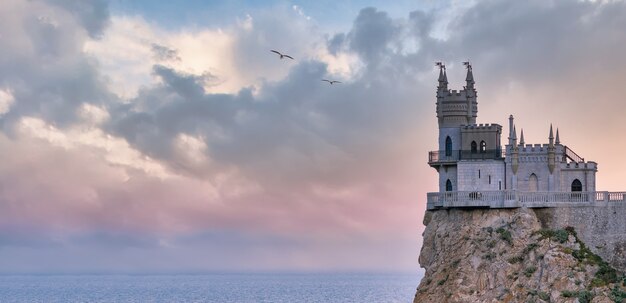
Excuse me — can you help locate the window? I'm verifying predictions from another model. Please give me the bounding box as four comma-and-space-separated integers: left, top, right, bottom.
529, 174, 538, 192
489, 175, 491, 184
446, 179, 452, 192
445, 136, 452, 157
480, 141, 487, 153
571, 179, 582, 192
471, 141, 477, 154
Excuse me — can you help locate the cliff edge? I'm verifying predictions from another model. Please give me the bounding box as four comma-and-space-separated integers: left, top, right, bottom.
414, 208, 626, 303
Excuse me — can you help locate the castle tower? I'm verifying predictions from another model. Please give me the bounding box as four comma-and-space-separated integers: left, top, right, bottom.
430, 62, 503, 193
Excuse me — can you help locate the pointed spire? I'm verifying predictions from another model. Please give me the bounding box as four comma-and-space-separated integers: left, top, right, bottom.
438, 66, 445, 82
549, 124, 554, 146
464, 61, 474, 84
520, 129, 525, 145
508, 115, 515, 145
512, 125, 517, 140
436, 62, 448, 90
555, 128, 560, 145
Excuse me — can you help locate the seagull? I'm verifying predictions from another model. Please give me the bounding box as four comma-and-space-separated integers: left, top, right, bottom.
322, 79, 341, 85
270, 50, 294, 60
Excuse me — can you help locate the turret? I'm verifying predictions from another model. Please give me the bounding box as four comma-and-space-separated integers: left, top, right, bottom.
508, 115, 514, 145
437, 62, 448, 92
435, 62, 478, 128
549, 124, 554, 147
555, 128, 560, 145
464, 61, 475, 90
548, 124, 556, 173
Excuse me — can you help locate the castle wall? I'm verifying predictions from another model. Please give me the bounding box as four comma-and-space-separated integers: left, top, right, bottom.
439, 166, 458, 192
438, 127, 461, 152
559, 162, 597, 192
457, 160, 505, 191
504, 144, 599, 192
460, 124, 502, 151
534, 204, 626, 272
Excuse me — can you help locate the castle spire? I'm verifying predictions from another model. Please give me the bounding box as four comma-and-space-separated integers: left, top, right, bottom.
555, 128, 560, 145
463, 61, 474, 88
508, 115, 515, 145
436, 62, 447, 90
519, 129, 525, 146
549, 124, 554, 147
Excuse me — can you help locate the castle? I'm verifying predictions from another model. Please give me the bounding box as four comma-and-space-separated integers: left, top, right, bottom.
427, 62, 621, 209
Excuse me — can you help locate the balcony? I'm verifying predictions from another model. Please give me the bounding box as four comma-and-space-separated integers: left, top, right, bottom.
428, 149, 503, 166
425, 191, 626, 210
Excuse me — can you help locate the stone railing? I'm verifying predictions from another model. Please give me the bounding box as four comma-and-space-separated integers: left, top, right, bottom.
428, 149, 503, 165
426, 190, 626, 210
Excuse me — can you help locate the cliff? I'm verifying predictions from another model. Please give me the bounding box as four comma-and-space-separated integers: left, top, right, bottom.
414, 208, 626, 303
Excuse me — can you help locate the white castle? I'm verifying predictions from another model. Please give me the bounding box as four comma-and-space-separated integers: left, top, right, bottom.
427, 62, 622, 209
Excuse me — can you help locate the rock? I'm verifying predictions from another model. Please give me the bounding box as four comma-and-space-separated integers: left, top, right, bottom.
413, 208, 625, 303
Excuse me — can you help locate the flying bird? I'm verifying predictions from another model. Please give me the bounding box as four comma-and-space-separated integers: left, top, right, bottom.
270, 50, 294, 60
322, 79, 341, 85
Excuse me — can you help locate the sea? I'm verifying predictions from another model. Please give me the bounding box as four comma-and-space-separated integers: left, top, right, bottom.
0, 272, 422, 302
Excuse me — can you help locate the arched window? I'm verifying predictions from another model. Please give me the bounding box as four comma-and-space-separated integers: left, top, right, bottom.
480, 141, 487, 153
529, 173, 538, 192
445, 136, 452, 157
471, 141, 477, 154
571, 179, 582, 192
446, 179, 453, 191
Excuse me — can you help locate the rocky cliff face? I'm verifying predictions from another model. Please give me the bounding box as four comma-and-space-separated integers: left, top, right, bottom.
414, 208, 626, 303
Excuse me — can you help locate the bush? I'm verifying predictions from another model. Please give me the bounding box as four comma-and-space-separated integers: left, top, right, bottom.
577, 290, 594, 303
595, 262, 619, 285
561, 290, 594, 303
610, 286, 626, 302
554, 229, 569, 243
536, 228, 570, 243
484, 252, 496, 261
496, 227, 513, 245
524, 266, 536, 277
538, 291, 550, 301
524, 242, 539, 254
437, 274, 449, 286
561, 290, 577, 298
508, 255, 524, 264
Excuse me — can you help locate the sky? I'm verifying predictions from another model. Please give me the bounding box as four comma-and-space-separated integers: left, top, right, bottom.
1, 0, 626, 274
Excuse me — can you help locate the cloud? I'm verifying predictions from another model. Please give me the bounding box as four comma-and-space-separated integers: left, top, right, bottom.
151, 43, 181, 62
2, 0, 626, 273
44, 0, 110, 38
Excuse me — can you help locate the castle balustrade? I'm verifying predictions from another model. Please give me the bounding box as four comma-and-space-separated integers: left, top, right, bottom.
428, 149, 503, 166
426, 190, 626, 210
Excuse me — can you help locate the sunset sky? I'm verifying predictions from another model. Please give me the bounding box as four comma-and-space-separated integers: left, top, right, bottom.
1, 0, 626, 274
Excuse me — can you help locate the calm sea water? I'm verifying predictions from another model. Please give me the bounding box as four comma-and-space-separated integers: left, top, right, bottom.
0, 273, 421, 302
